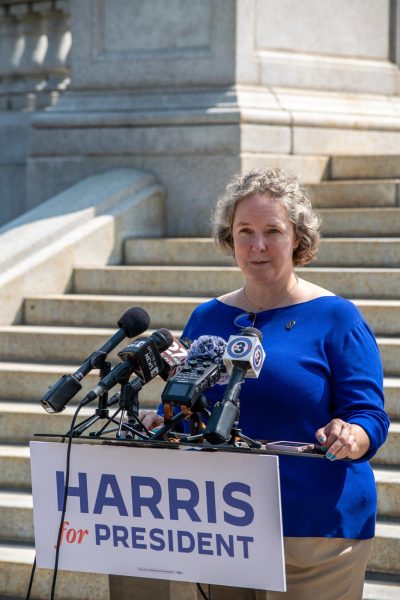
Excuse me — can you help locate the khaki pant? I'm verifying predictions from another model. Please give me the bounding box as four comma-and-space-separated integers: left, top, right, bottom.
109, 537, 373, 600
208, 537, 373, 600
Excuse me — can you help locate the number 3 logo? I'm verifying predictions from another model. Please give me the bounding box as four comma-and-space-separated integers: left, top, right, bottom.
233, 341, 246, 354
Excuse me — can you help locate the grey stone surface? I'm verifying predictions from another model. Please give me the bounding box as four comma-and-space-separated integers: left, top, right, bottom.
0, 168, 165, 324
27, 154, 241, 236
0, 543, 110, 599
294, 126, 400, 155
0, 165, 26, 224
305, 181, 400, 208
254, 1, 399, 94
70, 0, 235, 89
319, 208, 400, 237
256, 0, 389, 59
70, 264, 400, 300
331, 155, 400, 180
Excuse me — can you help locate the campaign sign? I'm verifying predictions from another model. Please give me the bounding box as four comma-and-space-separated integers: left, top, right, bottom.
30, 441, 285, 591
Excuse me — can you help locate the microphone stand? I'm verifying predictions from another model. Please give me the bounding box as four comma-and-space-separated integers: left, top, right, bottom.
66, 354, 113, 437
65, 357, 148, 440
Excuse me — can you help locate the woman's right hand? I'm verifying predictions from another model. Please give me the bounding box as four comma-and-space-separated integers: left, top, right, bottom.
139, 410, 164, 430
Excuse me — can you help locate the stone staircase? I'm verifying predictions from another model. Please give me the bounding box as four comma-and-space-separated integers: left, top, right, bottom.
0, 157, 400, 598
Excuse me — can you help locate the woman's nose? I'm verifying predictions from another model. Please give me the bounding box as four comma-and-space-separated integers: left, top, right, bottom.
252, 233, 267, 251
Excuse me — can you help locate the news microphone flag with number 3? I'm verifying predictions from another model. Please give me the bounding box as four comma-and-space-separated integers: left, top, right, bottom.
223, 334, 265, 378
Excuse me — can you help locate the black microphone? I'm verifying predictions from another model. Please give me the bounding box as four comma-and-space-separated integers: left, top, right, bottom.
40, 307, 151, 413
117, 328, 174, 382
204, 327, 265, 445
82, 328, 174, 405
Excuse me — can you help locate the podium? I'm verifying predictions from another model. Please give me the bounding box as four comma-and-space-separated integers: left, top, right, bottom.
29, 438, 286, 594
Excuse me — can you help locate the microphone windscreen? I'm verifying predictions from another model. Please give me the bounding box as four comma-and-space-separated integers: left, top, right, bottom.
183, 335, 230, 383
157, 328, 174, 350
187, 335, 227, 377
117, 307, 151, 338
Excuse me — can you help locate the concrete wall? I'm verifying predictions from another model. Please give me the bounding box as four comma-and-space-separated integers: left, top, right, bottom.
2, 0, 400, 232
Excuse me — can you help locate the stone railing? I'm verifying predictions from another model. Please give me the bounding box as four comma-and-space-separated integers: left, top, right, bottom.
0, 0, 71, 110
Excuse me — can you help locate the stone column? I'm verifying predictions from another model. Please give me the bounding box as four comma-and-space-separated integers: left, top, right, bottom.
27, 0, 400, 234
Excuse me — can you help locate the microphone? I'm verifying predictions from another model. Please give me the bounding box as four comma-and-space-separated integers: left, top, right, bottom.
222, 326, 265, 378
161, 335, 228, 409
204, 327, 265, 445
117, 328, 174, 382
82, 328, 174, 405
40, 307, 151, 413
159, 337, 191, 380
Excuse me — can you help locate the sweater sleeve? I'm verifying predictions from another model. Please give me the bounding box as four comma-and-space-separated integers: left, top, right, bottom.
327, 319, 390, 462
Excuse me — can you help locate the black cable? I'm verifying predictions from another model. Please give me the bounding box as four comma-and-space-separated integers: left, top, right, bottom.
197, 583, 210, 600
50, 398, 89, 599
25, 555, 36, 599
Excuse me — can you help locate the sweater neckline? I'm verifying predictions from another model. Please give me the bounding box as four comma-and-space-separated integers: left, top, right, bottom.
215, 294, 337, 315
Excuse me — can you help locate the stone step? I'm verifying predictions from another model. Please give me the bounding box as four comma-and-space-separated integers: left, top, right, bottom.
0, 360, 164, 405
2, 441, 398, 517
0, 395, 398, 463
242, 153, 330, 184
22, 294, 400, 335
124, 237, 400, 268
0, 537, 397, 600
0, 488, 398, 575
318, 208, 400, 237
0, 541, 109, 599
124, 237, 235, 267
371, 422, 400, 467
0, 325, 181, 363
369, 520, 400, 576
374, 467, 400, 518
0, 399, 143, 444
315, 239, 400, 268
384, 378, 400, 420
0, 444, 30, 490
23, 294, 202, 331
305, 180, 400, 208
0, 325, 399, 379
355, 301, 400, 336
0, 489, 32, 543
0, 359, 398, 417
72, 266, 400, 300
378, 340, 400, 378
363, 578, 400, 600
331, 155, 400, 180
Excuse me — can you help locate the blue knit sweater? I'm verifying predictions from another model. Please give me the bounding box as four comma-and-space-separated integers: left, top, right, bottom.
171, 295, 390, 539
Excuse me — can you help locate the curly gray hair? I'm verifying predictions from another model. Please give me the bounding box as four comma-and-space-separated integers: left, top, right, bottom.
212, 169, 321, 266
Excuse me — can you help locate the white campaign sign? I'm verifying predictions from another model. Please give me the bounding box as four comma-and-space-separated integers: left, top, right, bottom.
30, 441, 286, 591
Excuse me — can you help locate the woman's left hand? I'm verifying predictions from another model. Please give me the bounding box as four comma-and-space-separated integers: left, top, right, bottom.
315, 419, 370, 461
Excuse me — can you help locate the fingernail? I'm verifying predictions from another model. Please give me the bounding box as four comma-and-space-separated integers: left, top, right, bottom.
318, 436, 325, 443
320, 446, 327, 451
326, 452, 336, 461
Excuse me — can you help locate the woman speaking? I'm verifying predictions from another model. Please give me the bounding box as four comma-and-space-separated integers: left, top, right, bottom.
142, 169, 390, 599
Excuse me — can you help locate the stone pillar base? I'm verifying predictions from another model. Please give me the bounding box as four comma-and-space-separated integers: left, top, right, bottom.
109, 575, 199, 600
109, 576, 263, 600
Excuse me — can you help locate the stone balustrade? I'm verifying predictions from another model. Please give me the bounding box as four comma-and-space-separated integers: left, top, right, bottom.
0, 0, 71, 110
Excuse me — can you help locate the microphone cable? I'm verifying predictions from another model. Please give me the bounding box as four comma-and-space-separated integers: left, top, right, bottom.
24, 556, 36, 599
50, 395, 92, 599
197, 583, 211, 599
